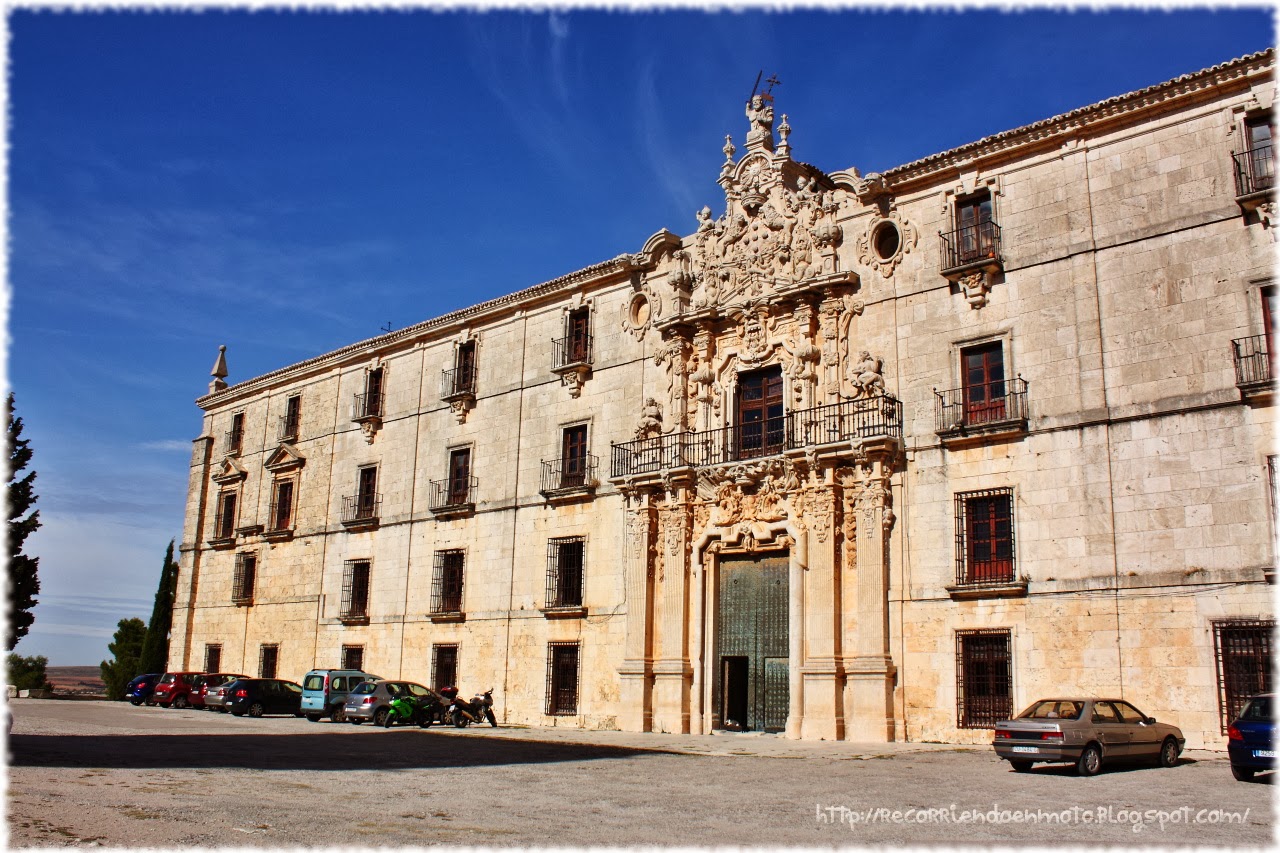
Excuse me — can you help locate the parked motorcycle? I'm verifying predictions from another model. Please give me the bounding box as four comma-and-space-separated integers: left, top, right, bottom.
443, 687, 497, 727
383, 690, 448, 728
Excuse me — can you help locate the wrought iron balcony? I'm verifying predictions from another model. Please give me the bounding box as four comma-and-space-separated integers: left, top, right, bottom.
340, 493, 381, 527
540, 455, 599, 499
223, 428, 243, 455
277, 414, 299, 443
441, 365, 476, 401
1233, 143, 1275, 201
552, 333, 593, 370
934, 378, 1029, 438
610, 395, 903, 479
939, 220, 1002, 277
1232, 334, 1273, 395
352, 392, 382, 422
429, 476, 477, 514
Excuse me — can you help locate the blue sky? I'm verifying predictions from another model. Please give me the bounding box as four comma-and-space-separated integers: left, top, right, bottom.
9, 8, 1274, 665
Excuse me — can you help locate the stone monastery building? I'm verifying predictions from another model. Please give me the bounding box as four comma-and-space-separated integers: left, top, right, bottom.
175, 51, 1275, 749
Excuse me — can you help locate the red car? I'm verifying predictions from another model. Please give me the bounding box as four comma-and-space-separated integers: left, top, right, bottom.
151, 672, 206, 709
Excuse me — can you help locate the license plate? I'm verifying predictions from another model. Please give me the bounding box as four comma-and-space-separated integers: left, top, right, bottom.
1011, 746, 1039, 754
1254, 750, 1276, 758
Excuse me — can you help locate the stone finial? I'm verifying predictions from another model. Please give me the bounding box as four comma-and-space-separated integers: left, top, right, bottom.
723, 134, 736, 163
209, 345, 228, 393
777, 113, 791, 157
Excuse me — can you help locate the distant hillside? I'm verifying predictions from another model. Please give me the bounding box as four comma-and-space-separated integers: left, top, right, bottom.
46, 666, 107, 696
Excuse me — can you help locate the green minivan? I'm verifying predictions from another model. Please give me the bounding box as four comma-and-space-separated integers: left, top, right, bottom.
300, 669, 380, 722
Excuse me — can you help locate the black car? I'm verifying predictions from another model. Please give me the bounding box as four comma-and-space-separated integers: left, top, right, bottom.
225, 678, 304, 717
1228, 693, 1275, 781
125, 673, 161, 706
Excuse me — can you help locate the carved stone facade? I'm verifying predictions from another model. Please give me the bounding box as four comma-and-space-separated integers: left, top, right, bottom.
174, 53, 1275, 749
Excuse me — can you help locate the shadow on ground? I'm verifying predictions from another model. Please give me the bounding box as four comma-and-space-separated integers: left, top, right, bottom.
9, 731, 684, 771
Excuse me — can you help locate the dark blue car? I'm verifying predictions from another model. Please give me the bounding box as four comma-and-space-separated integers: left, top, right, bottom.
1228, 693, 1274, 781
126, 673, 161, 706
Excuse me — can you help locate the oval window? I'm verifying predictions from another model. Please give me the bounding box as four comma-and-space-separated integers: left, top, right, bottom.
873, 222, 901, 260
630, 295, 651, 328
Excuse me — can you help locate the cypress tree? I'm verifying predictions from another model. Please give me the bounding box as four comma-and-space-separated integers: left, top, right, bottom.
138, 540, 178, 674
6, 393, 40, 650
100, 617, 146, 699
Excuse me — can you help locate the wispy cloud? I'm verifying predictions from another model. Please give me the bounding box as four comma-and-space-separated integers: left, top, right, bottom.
139, 439, 191, 452
635, 59, 700, 220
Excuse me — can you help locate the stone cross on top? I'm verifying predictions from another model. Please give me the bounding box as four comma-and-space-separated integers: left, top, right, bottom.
744, 73, 781, 153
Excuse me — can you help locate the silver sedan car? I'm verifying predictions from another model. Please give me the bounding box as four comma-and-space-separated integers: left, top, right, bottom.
993, 698, 1184, 776
342, 679, 433, 726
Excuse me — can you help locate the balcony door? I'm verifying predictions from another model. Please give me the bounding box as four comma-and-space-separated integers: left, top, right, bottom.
1247, 116, 1274, 190
962, 342, 1006, 425
562, 425, 588, 488
956, 193, 994, 264
447, 448, 471, 505
736, 367, 784, 459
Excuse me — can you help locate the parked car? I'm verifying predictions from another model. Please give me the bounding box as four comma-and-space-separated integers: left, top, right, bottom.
125, 673, 161, 706
197, 673, 250, 712
300, 669, 381, 722
993, 698, 1184, 776
1228, 693, 1275, 781
225, 679, 304, 717
342, 680, 434, 727
151, 672, 206, 709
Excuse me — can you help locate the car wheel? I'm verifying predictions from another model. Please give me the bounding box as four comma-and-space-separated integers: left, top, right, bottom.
1076, 743, 1102, 776
172, 695, 189, 710
1231, 764, 1255, 782
306, 714, 322, 722
1159, 737, 1180, 768
248, 702, 265, 718
372, 708, 390, 727
1010, 760, 1034, 773
331, 707, 347, 723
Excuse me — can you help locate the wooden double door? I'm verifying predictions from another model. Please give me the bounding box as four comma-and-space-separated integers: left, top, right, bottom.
716, 553, 789, 732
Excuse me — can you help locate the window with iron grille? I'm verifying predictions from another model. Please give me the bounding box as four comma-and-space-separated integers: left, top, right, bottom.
546, 642, 580, 716
455, 340, 476, 394
225, 412, 244, 455
279, 394, 301, 441
232, 553, 257, 605
956, 629, 1012, 728
431, 550, 465, 614
341, 560, 372, 620
204, 644, 222, 673
362, 367, 384, 418
567, 308, 591, 364
960, 342, 1008, 425
258, 644, 279, 679
432, 644, 459, 690
546, 537, 585, 608
955, 489, 1015, 585
1213, 619, 1275, 733
270, 479, 294, 531
341, 644, 364, 672
214, 491, 238, 539
561, 425, 589, 488
448, 448, 471, 505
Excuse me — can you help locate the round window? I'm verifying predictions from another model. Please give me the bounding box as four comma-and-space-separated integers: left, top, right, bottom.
629, 295, 651, 328
873, 221, 901, 260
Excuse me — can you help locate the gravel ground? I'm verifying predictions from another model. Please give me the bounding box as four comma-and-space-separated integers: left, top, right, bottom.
6, 698, 1273, 847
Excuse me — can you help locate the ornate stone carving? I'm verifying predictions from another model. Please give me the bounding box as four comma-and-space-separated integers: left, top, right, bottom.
634, 398, 663, 440
744, 93, 775, 152
1259, 201, 1276, 231
855, 209, 918, 278
735, 304, 776, 365
360, 419, 379, 444
851, 170, 890, 205
847, 351, 887, 399
560, 366, 589, 398
958, 269, 992, 309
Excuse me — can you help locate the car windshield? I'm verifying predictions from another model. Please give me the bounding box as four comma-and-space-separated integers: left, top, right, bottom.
1242, 696, 1274, 721
302, 675, 325, 691
351, 682, 376, 695
159, 674, 175, 684
1019, 700, 1084, 720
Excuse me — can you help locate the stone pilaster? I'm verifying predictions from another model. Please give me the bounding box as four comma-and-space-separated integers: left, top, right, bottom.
843, 441, 897, 742
617, 489, 657, 733
798, 474, 843, 741
651, 481, 693, 733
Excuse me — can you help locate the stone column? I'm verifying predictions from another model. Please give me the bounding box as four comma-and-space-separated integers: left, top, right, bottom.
843, 441, 897, 742
617, 488, 657, 733
799, 472, 844, 741
651, 480, 693, 733
818, 296, 844, 404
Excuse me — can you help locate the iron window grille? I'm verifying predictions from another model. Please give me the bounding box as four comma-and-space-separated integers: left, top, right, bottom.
353, 368, 384, 420
342, 466, 381, 524
432, 644, 459, 690
213, 492, 238, 540
442, 341, 477, 399
940, 220, 1003, 272
546, 537, 585, 608
1231, 334, 1272, 388
955, 489, 1016, 585
430, 550, 465, 615
341, 644, 365, 672
956, 629, 1013, 728
224, 413, 244, 455
204, 644, 223, 673
1213, 619, 1275, 733
1233, 141, 1275, 197
232, 553, 257, 605
269, 480, 294, 531
258, 644, 279, 679
278, 395, 301, 442
546, 642, 580, 716
553, 308, 593, 369
340, 559, 372, 621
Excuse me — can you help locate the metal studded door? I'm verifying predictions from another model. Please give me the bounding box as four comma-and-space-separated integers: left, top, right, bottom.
716, 553, 789, 732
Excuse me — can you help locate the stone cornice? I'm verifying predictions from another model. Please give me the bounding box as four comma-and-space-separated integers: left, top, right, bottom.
876, 49, 1274, 190
197, 253, 644, 409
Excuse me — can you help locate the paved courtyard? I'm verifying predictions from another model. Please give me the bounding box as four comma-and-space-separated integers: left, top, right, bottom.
7, 699, 1272, 846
